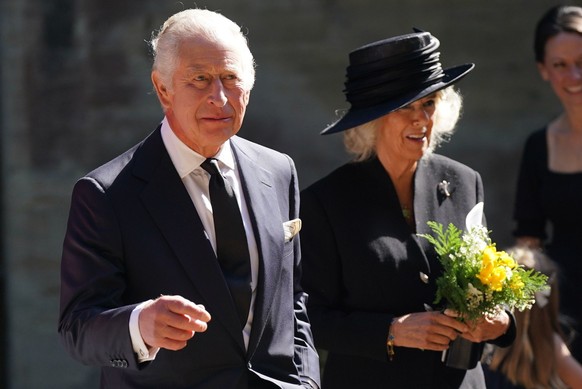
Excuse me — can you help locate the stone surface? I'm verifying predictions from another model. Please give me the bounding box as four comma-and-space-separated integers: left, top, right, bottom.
0, 0, 562, 387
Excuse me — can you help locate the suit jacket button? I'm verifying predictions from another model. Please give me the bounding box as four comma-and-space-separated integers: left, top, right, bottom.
110, 359, 128, 368
419, 272, 429, 284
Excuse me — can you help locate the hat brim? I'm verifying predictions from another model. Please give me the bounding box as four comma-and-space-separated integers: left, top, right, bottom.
321, 63, 475, 135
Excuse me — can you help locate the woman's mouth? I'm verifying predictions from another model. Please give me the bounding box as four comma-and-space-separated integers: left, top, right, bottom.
565, 85, 582, 94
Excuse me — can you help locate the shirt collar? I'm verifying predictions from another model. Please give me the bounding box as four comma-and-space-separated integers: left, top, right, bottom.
160, 117, 236, 178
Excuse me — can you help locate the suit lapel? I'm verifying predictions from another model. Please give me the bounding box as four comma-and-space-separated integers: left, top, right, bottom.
136, 130, 244, 349
231, 138, 283, 354
414, 156, 453, 273
414, 157, 455, 234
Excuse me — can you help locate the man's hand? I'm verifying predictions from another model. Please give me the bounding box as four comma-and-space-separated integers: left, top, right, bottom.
139, 295, 211, 351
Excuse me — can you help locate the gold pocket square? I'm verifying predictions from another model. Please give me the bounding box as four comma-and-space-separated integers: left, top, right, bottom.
283, 218, 302, 242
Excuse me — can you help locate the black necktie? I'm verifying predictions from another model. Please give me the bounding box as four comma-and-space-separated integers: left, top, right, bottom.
201, 158, 251, 328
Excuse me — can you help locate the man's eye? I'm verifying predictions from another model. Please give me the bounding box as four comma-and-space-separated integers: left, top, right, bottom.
222, 74, 241, 84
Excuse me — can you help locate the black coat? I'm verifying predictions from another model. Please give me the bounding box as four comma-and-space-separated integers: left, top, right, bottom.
300, 154, 490, 389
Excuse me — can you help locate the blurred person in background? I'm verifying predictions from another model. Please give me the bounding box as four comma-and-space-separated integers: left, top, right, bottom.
483, 246, 582, 389
513, 4, 582, 363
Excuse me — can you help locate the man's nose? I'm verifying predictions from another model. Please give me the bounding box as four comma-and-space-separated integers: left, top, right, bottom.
208, 79, 227, 106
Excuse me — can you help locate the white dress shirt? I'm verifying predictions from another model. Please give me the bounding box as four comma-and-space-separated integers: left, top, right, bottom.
129, 117, 259, 361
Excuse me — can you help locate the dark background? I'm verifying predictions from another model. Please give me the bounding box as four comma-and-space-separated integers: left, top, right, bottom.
0, 0, 567, 387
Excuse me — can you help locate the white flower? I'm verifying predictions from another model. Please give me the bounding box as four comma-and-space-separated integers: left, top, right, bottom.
466, 282, 483, 310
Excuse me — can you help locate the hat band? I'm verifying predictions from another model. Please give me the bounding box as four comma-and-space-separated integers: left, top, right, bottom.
345, 60, 445, 108
345, 52, 441, 92
348, 32, 439, 67
347, 43, 440, 78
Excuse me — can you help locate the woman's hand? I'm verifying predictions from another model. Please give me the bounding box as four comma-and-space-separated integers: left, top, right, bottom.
391, 311, 469, 351
454, 310, 510, 343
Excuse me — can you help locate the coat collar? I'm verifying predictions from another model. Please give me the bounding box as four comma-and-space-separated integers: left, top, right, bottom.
229, 138, 284, 354
134, 129, 284, 354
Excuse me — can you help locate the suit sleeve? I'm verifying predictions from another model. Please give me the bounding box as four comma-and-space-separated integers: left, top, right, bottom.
58, 177, 141, 369
286, 156, 321, 388
300, 186, 395, 364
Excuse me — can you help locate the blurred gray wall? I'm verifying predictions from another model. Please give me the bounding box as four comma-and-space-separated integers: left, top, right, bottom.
0, 0, 567, 387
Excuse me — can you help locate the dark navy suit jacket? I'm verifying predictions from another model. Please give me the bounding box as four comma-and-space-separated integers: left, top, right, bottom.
59, 127, 320, 388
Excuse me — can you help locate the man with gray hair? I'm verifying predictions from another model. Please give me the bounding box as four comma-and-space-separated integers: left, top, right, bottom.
59, 8, 320, 389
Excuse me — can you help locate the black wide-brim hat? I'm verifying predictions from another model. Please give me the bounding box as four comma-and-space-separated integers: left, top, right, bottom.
321, 30, 474, 135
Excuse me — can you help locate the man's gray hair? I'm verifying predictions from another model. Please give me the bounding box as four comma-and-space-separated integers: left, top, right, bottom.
149, 9, 256, 91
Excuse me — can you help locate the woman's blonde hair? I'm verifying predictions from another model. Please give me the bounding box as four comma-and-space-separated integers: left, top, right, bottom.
488, 246, 568, 389
343, 86, 463, 161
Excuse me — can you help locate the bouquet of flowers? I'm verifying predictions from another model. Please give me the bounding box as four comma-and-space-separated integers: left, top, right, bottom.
418, 203, 548, 323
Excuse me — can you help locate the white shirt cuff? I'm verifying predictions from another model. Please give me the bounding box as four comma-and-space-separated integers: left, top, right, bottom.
129, 300, 160, 362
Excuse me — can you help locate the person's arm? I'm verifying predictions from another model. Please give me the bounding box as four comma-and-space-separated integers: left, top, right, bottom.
287, 156, 321, 389
59, 177, 211, 368
300, 187, 396, 363
554, 333, 582, 389
58, 177, 143, 368
458, 309, 516, 347
513, 132, 547, 242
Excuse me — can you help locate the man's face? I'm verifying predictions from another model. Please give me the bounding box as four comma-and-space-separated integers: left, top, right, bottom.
152, 36, 251, 157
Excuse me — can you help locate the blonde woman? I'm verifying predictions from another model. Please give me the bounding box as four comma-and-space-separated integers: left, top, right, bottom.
484, 246, 582, 389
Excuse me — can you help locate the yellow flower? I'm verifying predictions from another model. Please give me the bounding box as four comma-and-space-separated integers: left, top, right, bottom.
489, 267, 507, 291
482, 246, 497, 265
510, 275, 525, 291
498, 251, 517, 269
477, 246, 507, 291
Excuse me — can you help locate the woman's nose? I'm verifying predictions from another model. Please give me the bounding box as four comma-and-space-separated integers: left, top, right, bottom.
570, 64, 582, 80
412, 108, 430, 126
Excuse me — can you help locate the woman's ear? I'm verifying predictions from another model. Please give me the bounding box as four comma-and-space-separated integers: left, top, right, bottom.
537, 62, 549, 81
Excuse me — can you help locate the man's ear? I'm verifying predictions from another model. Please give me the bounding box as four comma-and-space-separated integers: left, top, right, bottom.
151, 70, 172, 110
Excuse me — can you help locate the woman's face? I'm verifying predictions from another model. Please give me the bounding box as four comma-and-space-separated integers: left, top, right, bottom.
538, 32, 582, 108
376, 94, 437, 163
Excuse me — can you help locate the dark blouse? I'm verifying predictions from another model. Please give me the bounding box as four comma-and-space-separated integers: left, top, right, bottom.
513, 128, 582, 361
